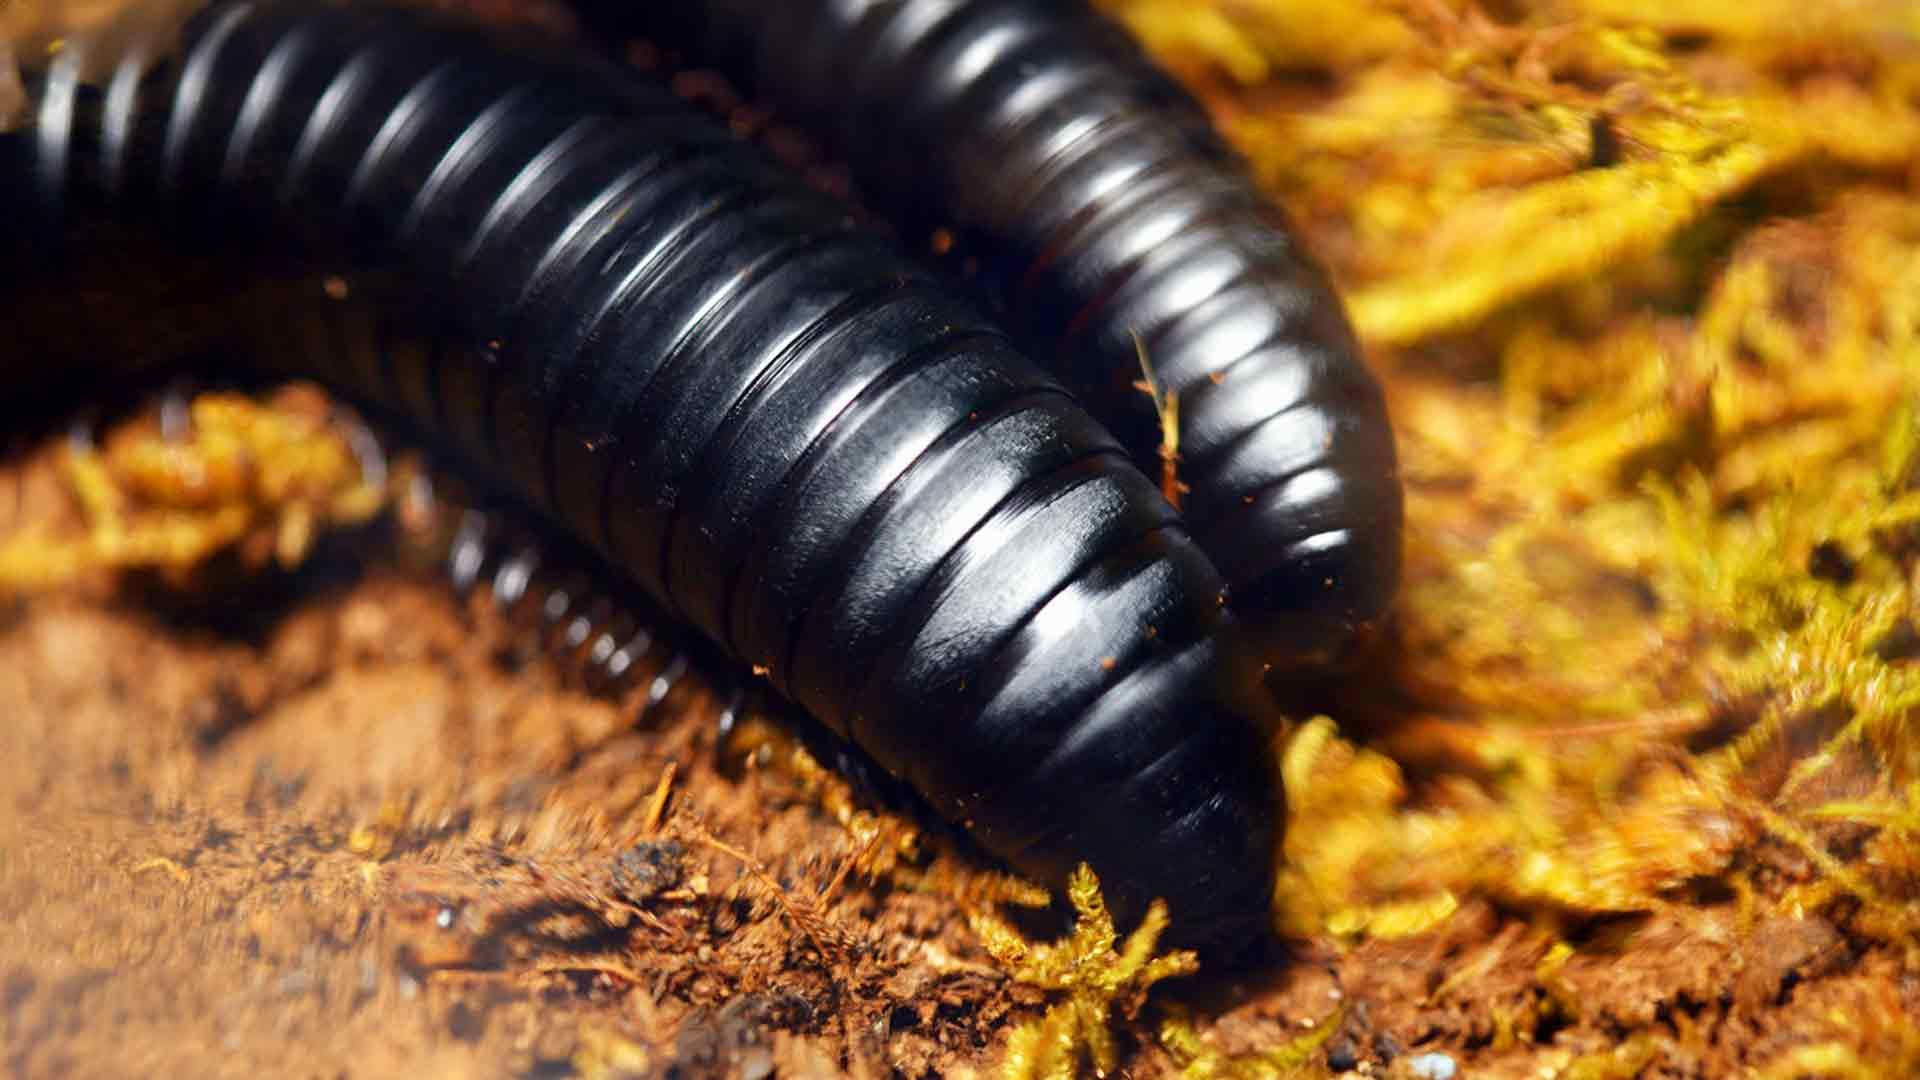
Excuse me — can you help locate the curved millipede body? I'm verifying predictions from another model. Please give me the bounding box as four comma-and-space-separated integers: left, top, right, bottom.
577, 0, 1405, 663
1, 1, 1280, 951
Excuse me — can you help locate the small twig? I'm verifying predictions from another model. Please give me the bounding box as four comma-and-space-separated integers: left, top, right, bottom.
641, 761, 677, 835
1131, 329, 1185, 510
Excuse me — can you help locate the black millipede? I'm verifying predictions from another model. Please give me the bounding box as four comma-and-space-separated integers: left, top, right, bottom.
0, 0, 1280, 953
575, 0, 1405, 666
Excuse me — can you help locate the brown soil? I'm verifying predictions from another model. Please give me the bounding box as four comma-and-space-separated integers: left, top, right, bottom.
1, 404, 1913, 1080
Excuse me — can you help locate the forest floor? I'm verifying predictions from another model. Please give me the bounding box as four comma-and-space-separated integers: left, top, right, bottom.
4, 1, 1920, 1077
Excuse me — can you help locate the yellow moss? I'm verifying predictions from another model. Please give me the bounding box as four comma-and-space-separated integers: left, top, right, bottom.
0, 386, 386, 594
1156, 1001, 1346, 1079
1350, 142, 1786, 343
1143, 0, 1920, 342
1099, 0, 1413, 80
981, 865, 1198, 1080
1244, 98, 1920, 957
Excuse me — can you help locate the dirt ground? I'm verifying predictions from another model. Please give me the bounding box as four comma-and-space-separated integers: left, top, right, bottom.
3, 405, 1915, 1078
0, 425, 1305, 1079
7, 1, 1920, 1078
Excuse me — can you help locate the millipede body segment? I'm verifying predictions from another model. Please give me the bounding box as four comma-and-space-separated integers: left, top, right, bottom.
578, 0, 1405, 664
1, 1, 1281, 952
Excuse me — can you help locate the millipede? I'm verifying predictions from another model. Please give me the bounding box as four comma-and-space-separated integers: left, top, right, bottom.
575, 0, 1404, 666
1, 0, 1293, 953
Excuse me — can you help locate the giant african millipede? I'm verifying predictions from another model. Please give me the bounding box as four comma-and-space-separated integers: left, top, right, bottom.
1, 0, 1402, 954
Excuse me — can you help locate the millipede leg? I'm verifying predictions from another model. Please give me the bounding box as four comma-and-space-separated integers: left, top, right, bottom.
447, 508, 492, 596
